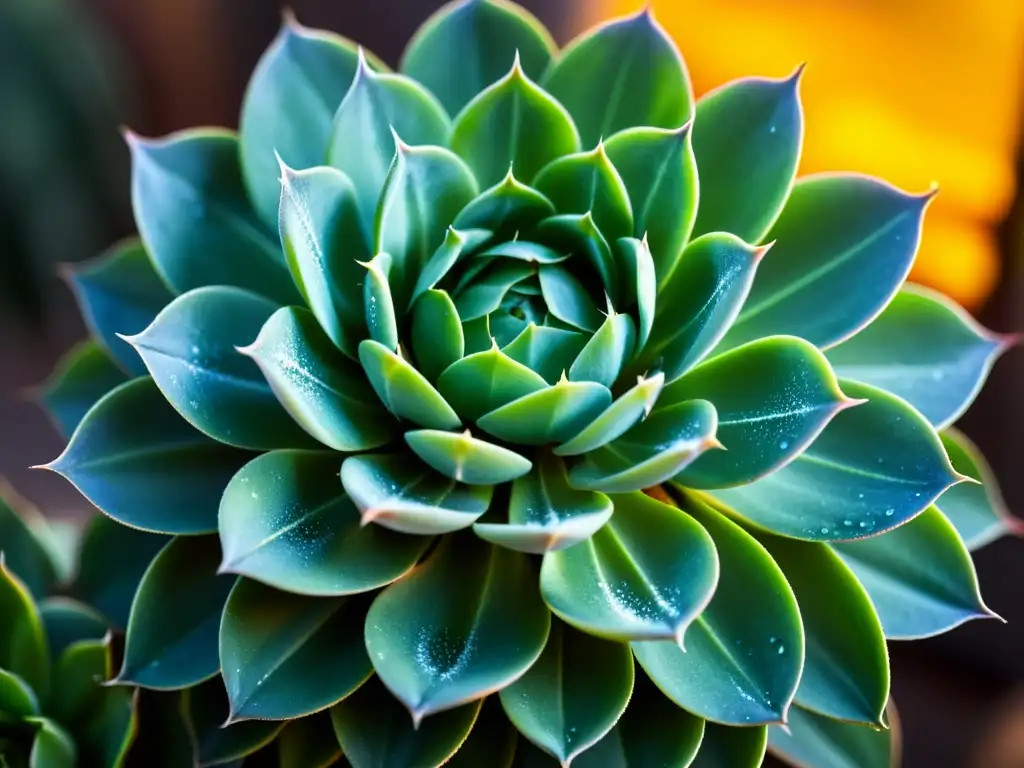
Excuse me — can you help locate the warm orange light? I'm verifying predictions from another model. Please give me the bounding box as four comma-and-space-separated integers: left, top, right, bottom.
585, 0, 1024, 308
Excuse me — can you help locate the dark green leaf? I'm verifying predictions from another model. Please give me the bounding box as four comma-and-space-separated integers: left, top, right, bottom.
454, 174, 555, 238
0, 557, 48, 695
365, 533, 550, 722
331, 675, 481, 768
411, 290, 464, 383
39, 598, 107, 661
534, 213, 617, 302
124, 286, 317, 450
537, 265, 604, 332
711, 380, 961, 541
183, 679, 285, 767
832, 506, 995, 639
554, 373, 664, 456
243, 307, 398, 451
0, 668, 38, 718
128, 129, 298, 305
668, 336, 850, 489
341, 453, 492, 535
540, 491, 717, 642
400, 0, 555, 116
27, 718, 76, 768
405, 429, 532, 484
542, 9, 692, 148
277, 712, 342, 768
614, 237, 656, 350
437, 343, 548, 422
48, 639, 110, 726
474, 452, 613, 554
117, 536, 232, 689
221, 579, 371, 721
604, 125, 697, 283
0, 483, 59, 599
691, 722, 767, 768
500, 621, 633, 765
634, 493, 802, 725
220, 450, 428, 596
936, 428, 1015, 550
477, 378, 612, 445
38, 341, 129, 438
446, 696, 517, 768
721, 175, 932, 350
569, 312, 636, 388
502, 324, 588, 385
65, 238, 175, 375
278, 163, 370, 359
358, 339, 462, 430
691, 70, 804, 243
45, 377, 250, 534
768, 703, 899, 768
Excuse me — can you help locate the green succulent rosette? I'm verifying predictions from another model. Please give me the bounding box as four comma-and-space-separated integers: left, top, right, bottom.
30, 1, 1018, 766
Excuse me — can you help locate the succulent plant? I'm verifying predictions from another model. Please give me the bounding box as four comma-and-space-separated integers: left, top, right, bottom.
27, 1, 1018, 766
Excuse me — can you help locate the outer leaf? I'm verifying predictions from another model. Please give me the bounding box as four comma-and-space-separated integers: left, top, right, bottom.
278, 163, 370, 359
405, 429, 533, 484
0, 557, 48, 694
117, 536, 232, 689
0, 668, 38, 717
358, 339, 462, 430
27, 718, 76, 768
832, 506, 994, 639
220, 450, 428, 596
540, 491, 718, 642
411, 290, 465, 383
711, 380, 962, 541
474, 452, 613, 554
542, 9, 692, 148
446, 696, 517, 768
502, 324, 588, 385
124, 286, 317, 450
364, 533, 550, 723
65, 238, 175, 375
691, 70, 804, 243
604, 125, 697, 283
568, 399, 719, 493
554, 372, 664, 457
400, 0, 555, 116
454, 173, 555, 238
242, 307, 398, 451
183, 679, 285, 767
936, 428, 1015, 549
45, 377, 250, 534
534, 144, 633, 244
221, 579, 371, 721
499, 621, 633, 766
0, 483, 59, 599
667, 336, 850, 489
437, 344, 548, 422
341, 453, 493, 535
721, 175, 931, 350
331, 675, 481, 768
634, 493, 803, 725
38, 341, 129, 438
826, 284, 1010, 428
277, 712, 342, 768
768, 703, 900, 768
691, 723, 767, 768
757, 535, 888, 725
631, 234, 765, 382
477, 379, 612, 445
127, 129, 298, 305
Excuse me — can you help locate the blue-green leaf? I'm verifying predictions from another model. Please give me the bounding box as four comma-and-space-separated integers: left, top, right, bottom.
412, 227, 494, 305
360, 252, 399, 350
502, 323, 589, 385
554, 373, 664, 457
0, 482, 60, 600
128, 129, 298, 305
541, 9, 692, 148
614, 236, 656, 351
437, 343, 548, 422
38, 341, 129, 438
39, 599, 107, 662
358, 339, 462, 430
569, 311, 636, 388
411, 289, 465, 383
454, 260, 534, 320
691, 723, 767, 768
477, 378, 612, 445
405, 429, 533, 485
768, 703, 899, 768
454, 174, 555, 238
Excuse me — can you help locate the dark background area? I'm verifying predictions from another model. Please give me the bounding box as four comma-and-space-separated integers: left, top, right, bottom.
1, 1, 1022, 766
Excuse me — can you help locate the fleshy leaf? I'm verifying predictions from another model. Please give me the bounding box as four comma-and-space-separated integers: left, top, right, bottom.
691, 70, 804, 243
757, 534, 888, 725
127, 129, 298, 305
124, 286, 317, 450
411, 290, 465, 383
219, 450, 429, 596
118, 536, 232, 689
277, 712, 342, 768
691, 722, 767, 768
537, 265, 605, 332
826, 284, 1010, 428
447, 696, 517, 768
412, 227, 494, 305
454, 174, 555, 238
604, 126, 697, 283
0, 668, 38, 718
405, 429, 533, 484
39, 599, 107, 661
832, 506, 995, 639
936, 428, 1016, 549
38, 341, 129, 438
711, 380, 961, 541
569, 311, 636, 388
182, 678, 285, 766
451, 54, 580, 188
477, 378, 612, 445
243, 306, 398, 451
540, 490, 717, 642
768, 703, 899, 768
502, 324, 589, 385
721, 174, 931, 351
437, 343, 549, 422
64, 237, 175, 375
0, 557, 48, 695
341, 453, 493, 535
668, 336, 850, 489
630, 234, 765, 383
358, 339, 462, 430
221, 578, 371, 721
0, 483, 59, 599
331, 675, 481, 768
499, 620, 633, 766
278, 162, 370, 358
568, 399, 719, 493
541, 9, 692, 148
365, 532, 550, 723
533, 144, 633, 244
27, 718, 76, 768
400, 0, 555, 117
474, 452, 613, 554
535, 214, 617, 301
614, 237, 656, 351
328, 52, 451, 240
454, 260, 535, 320
555, 373, 664, 457
45, 377, 250, 535
633, 493, 802, 725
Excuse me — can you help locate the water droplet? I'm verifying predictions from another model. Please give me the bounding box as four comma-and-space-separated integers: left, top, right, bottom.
820, 527, 829, 534
884, 508, 894, 517
777, 644, 785, 655
858, 521, 868, 529
769, 636, 778, 644
843, 519, 853, 527
769, 125, 777, 134
778, 440, 789, 450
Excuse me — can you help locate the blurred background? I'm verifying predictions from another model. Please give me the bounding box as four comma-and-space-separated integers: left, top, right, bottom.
1, 0, 1022, 765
